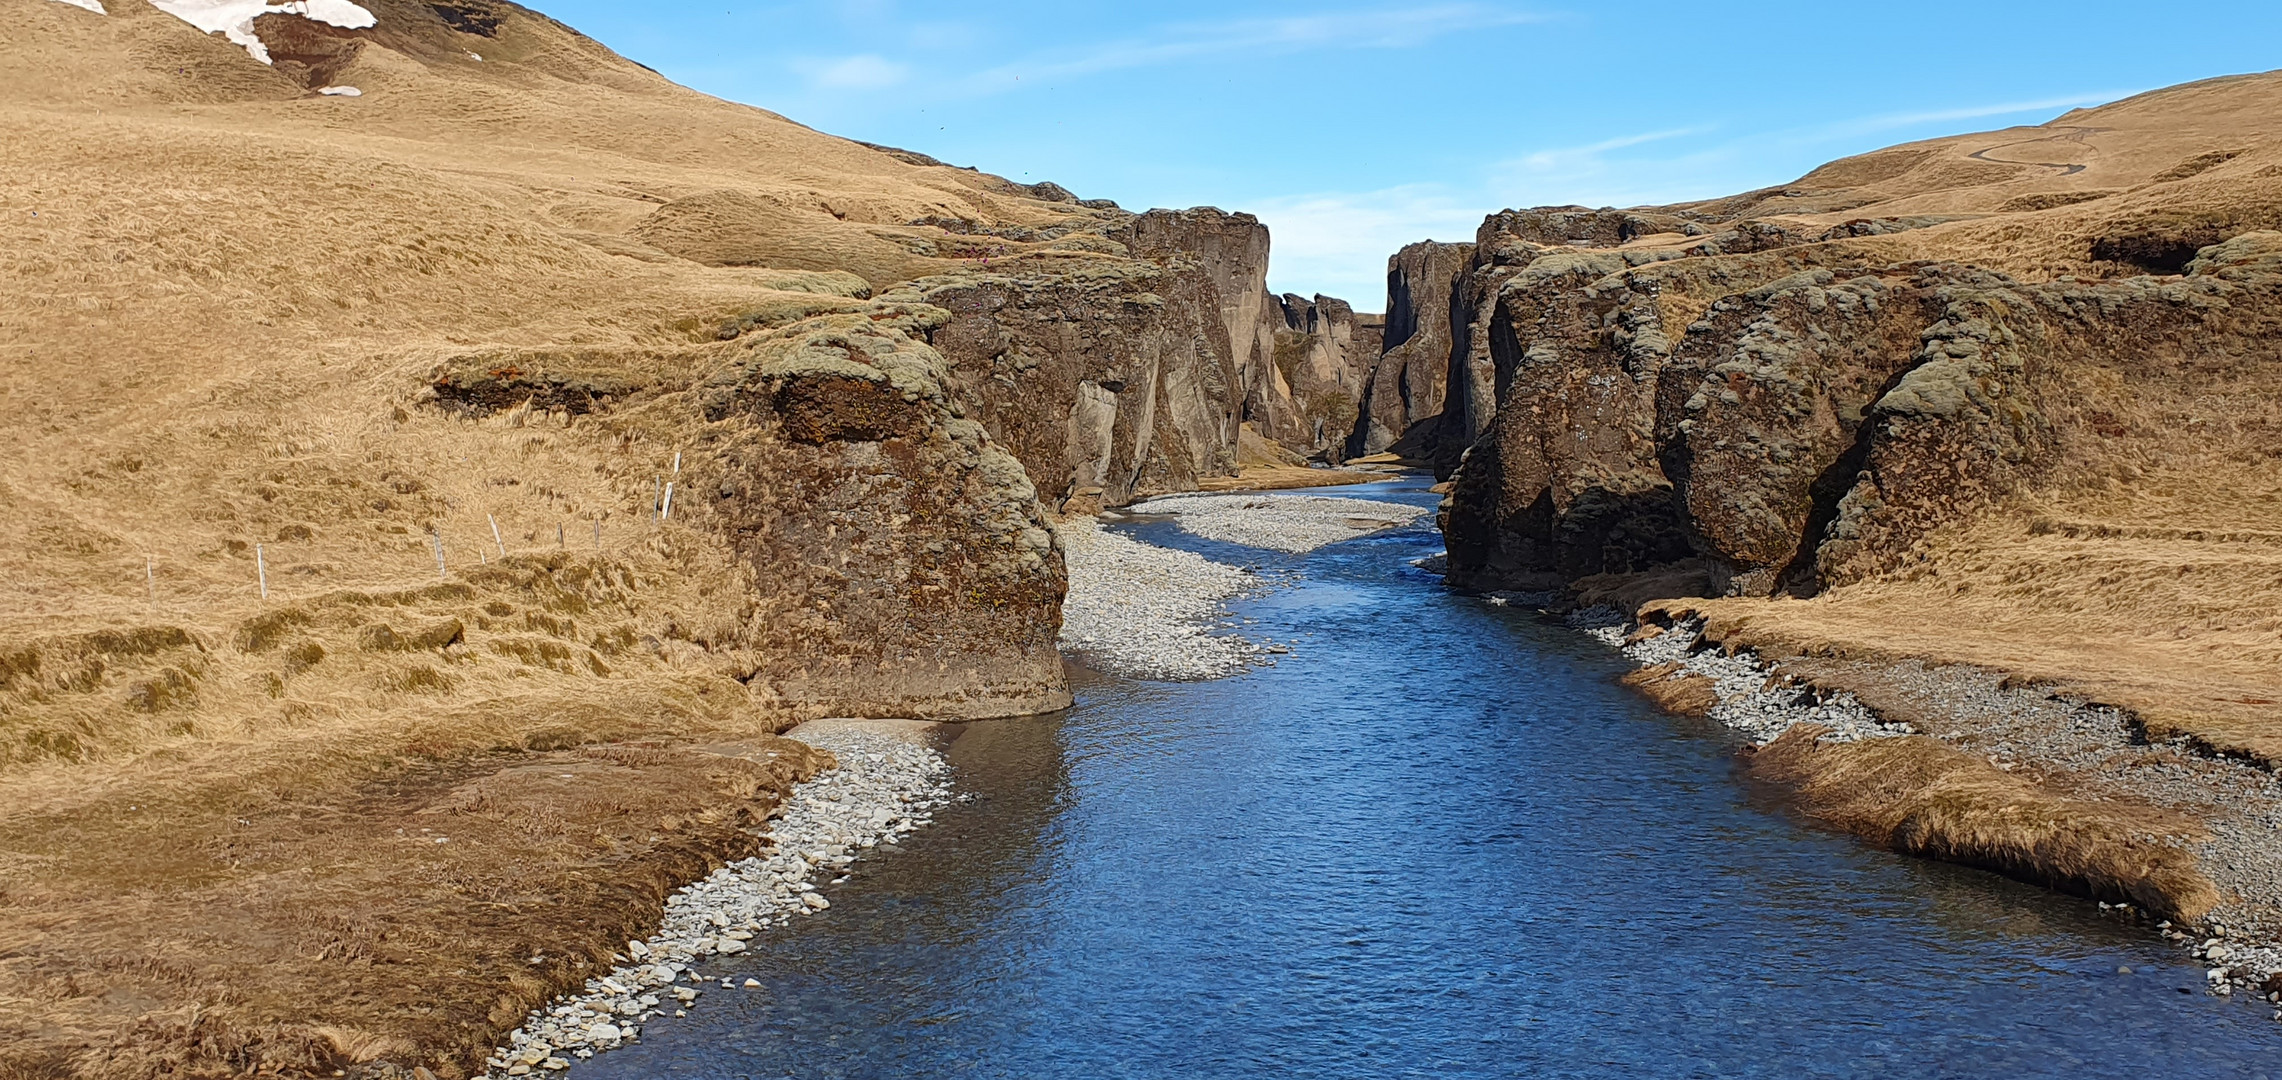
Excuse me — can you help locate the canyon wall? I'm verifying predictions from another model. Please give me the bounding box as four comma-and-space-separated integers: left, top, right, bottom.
1256, 293, 1384, 461
432, 301, 1072, 720
1351, 240, 1475, 462
905, 208, 1316, 512
1432, 214, 2282, 596
1406, 81, 2282, 599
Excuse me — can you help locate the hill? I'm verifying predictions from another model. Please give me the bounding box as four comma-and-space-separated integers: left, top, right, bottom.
0, 1, 1349, 1074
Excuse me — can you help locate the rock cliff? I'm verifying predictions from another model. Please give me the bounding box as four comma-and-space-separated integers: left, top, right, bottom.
1351, 240, 1474, 460
1414, 72, 2282, 759
434, 301, 1072, 720
1256, 293, 1383, 461
902, 208, 1283, 512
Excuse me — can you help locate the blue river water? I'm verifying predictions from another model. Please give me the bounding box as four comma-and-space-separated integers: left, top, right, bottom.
583, 477, 2282, 1078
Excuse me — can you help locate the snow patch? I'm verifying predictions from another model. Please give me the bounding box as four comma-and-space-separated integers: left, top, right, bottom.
50, 0, 108, 13
316, 85, 361, 96
145, 0, 377, 66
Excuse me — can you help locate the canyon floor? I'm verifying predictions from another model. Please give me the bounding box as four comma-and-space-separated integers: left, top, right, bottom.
5, 0, 2281, 1076
546, 484, 2282, 1078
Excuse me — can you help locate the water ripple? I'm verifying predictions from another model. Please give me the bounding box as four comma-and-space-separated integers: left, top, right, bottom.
582, 488, 2282, 1079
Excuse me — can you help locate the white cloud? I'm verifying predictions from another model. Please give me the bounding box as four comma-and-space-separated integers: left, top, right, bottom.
1508, 126, 1710, 172
1480, 126, 1750, 213
797, 53, 912, 91
1821, 90, 2148, 137
1250, 184, 1492, 304
962, 4, 1544, 92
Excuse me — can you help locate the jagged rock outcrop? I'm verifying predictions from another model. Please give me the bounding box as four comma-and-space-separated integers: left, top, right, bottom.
900, 206, 1396, 500
879, 207, 1304, 511
434, 303, 1071, 721
1255, 293, 1381, 461
903, 251, 1243, 511
1102, 208, 1386, 465
1350, 240, 1473, 459
1436, 216, 2282, 596
1419, 74, 2282, 599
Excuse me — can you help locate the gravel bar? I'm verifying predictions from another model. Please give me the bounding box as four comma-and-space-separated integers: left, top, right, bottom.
1056, 518, 1267, 681
1570, 607, 1914, 745
479, 723, 952, 1076
1127, 492, 1428, 553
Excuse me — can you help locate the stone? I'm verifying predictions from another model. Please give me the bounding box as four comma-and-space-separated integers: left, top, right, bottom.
1352, 240, 1474, 464
1431, 208, 2282, 598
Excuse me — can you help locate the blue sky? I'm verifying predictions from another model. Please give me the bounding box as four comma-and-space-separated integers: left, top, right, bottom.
539, 1, 2282, 304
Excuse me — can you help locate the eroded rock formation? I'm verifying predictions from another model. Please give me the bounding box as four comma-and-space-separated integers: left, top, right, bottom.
907, 209, 1266, 511
1255, 293, 1382, 461
1351, 240, 1473, 460
1431, 214, 2282, 597
434, 302, 1072, 720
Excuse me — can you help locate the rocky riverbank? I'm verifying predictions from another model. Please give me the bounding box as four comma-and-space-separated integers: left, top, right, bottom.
1056, 518, 1268, 681
479, 721, 953, 1077
1567, 599, 2282, 1010
1126, 491, 1427, 553
1057, 491, 1430, 681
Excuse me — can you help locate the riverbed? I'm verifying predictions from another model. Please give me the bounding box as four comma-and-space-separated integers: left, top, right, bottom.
578, 478, 2282, 1078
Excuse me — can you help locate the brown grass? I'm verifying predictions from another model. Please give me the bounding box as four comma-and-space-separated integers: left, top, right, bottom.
0, 2, 1103, 1074
1663, 451, 2282, 764
1618, 662, 1717, 716
1671, 69, 2282, 280
1745, 725, 2221, 922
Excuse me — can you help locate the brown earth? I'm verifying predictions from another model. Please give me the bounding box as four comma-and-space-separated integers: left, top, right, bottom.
0, 0, 1359, 1073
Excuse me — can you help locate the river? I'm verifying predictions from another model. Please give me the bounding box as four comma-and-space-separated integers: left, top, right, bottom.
583, 478, 2282, 1078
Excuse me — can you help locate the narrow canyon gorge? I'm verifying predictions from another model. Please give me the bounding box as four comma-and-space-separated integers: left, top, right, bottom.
3, 1, 2280, 1076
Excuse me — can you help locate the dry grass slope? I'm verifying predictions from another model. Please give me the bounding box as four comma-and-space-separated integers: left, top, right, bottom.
0, 0, 1109, 1074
